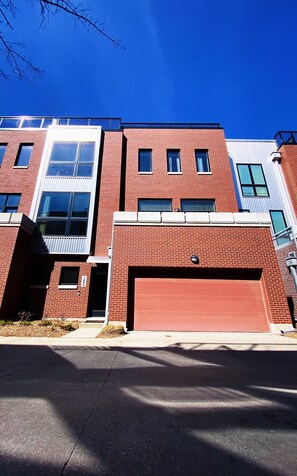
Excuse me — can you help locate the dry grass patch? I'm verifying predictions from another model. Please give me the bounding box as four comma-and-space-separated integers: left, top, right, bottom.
97, 324, 126, 339
283, 331, 297, 340
0, 320, 79, 337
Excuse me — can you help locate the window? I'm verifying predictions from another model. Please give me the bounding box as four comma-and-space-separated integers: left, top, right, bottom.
59, 267, 79, 287
138, 199, 172, 212
195, 150, 210, 173
0, 144, 7, 166
237, 164, 269, 197
138, 149, 152, 173
36, 192, 90, 236
0, 194, 21, 212
167, 150, 181, 173
270, 210, 289, 246
31, 266, 52, 286
47, 142, 95, 177
15, 144, 33, 166
181, 199, 215, 212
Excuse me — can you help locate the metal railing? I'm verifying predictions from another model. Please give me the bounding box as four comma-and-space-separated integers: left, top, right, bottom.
272, 226, 297, 248
0, 116, 122, 131
274, 131, 297, 149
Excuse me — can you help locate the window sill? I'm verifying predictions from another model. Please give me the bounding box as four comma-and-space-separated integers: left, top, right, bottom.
29, 285, 49, 289
58, 284, 78, 290
13, 166, 29, 169
138, 172, 153, 175
167, 172, 182, 175
197, 172, 212, 175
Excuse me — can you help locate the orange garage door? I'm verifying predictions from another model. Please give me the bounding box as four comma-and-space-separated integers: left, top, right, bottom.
134, 278, 270, 332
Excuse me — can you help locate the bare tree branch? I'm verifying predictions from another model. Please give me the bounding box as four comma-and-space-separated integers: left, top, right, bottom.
0, 0, 123, 80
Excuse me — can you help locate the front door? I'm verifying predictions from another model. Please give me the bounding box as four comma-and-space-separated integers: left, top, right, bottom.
88, 265, 108, 317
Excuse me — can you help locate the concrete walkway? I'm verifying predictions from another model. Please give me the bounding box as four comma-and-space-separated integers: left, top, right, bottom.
0, 330, 296, 350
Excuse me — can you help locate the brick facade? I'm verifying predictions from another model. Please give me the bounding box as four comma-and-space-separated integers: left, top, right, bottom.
108, 224, 291, 328
275, 242, 297, 324
279, 144, 297, 216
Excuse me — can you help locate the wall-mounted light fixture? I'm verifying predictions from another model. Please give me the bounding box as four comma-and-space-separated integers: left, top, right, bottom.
191, 255, 199, 264
174, 208, 181, 212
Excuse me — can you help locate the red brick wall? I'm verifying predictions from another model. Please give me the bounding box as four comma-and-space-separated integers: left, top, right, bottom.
95, 131, 123, 256
123, 128, 238, 212
26, 256, 93, 319
279, 144, 297, 217
275, 242, 297, 324
0, 226, 32, 320
108, 225, 291, 327
0, 130, 47, 215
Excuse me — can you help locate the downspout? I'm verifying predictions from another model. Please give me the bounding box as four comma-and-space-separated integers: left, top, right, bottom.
103, 214, 115, 326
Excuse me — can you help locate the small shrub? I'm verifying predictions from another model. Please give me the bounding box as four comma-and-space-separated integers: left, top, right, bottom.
60, 323, 75, 332
99, 324, 126, 338
18, 310, 35, 322
19, 321, 32, 326
39, 320, 53, 327
0, 320, 13, 326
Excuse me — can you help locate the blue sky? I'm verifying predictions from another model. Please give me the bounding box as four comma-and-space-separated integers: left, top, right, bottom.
1, 0, 296, 138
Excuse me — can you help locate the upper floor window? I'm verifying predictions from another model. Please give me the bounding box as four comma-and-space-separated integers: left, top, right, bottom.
138, 149, 152, 173
181, 199, 215, 212
0, 144, 7, 166
167, 150, 181, 173
237, 164, 269, 197
270, 210, 289, 246
195, 150, 210, 173
138, 199, 172, 212
47, 142, 95, 177
15, 144, 33, 167
36, 192, 90, 236
0, 194, 21, 212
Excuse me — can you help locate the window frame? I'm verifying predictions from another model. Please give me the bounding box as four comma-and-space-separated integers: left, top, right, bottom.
195, 150, 211, 173
0, 143, 7, 166
138, 198, 172, 212
269, 210, 289, 246
180, 199, 216, 212
138, 149, 152, 174
237, 164, 269, 197
167, 149, 181, 174
46, 142, 95, 177
58, 266, 80, 289
14, 143, 33, 167
36, 192, 90, 236
0, 193, 21, 212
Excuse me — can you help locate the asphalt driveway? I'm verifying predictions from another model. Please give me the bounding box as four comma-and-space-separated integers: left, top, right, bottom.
0, 336, 296, 475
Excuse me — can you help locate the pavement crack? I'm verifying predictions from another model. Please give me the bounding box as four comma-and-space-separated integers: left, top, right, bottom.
60, 345, 121, 475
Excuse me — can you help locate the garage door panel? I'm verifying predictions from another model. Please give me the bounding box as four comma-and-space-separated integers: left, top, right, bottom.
134, 277, 269, 332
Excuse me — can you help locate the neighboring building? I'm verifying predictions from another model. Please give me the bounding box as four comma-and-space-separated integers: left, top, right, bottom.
0, 117, 295, 332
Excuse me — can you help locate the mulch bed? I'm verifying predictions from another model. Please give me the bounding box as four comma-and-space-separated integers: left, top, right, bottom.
0, 320, 79, 338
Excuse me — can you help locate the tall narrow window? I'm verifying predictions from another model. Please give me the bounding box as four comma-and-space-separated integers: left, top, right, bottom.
47, 142, 94, 177
0, 144, 7, 166
237, 164, 269, 197
167, 150, 181, 173
15, 144, 33, 166
138, 199, 172, 212
270, 210, 289, 246
181, 199, 215, 212
36, 192, 90, 236
0, 194, 21, 212
138, 149, 152, 173
195, 150, 210, 173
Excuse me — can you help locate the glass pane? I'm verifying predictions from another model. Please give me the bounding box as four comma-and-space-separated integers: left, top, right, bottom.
0, 144, 7, 165
68, 118, 89, 126
238, 165, 252, 184
195, 151, 210, 172
38, 192, 70, 217
181, 199, 215, 212
6, 207, 18, 212
69, 220, 88, 236
139, 150, 152, 172
21, 119, 42, 128
72, 193, 90, 217
250, 165, 265, 185
242, 186, 255, 196
6, 194, 21, 207
47, 164, 75, 176
138, 199, 172, 212
59, 267, 79, 285
270, 211, 286, 234
50, 143, 77, 162
255, 186, 268, 197
37, 220, 67, 235
167, 150, 181, 172
79, 143, 95, 162
42, 118, 54, 128
16, 145, 33, 166
0, 195, 7, 206
77, 165, 93, 177
0, 118, 21, 128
